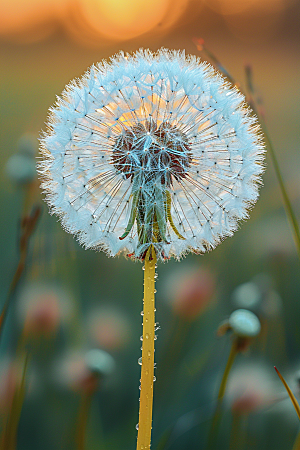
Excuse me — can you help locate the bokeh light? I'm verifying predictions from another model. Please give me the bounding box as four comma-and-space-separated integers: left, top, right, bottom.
77, 0, 171, 41
205, 0, 294, 16
0, 0, 67, 43
0, 0, 200, 45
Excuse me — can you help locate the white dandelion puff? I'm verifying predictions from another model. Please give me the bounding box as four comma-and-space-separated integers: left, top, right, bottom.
38, 49, 265, 261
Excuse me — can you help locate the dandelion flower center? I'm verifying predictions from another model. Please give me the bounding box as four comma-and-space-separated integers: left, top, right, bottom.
112, 119, 192, 185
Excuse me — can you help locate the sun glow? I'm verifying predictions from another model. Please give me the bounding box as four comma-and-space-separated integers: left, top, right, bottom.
0, 0, 194, 44
78, 0, 170, 40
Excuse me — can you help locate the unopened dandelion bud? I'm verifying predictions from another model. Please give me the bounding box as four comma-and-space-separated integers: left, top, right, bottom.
6, 153, 36, 185
84, 349, 115, 378
231, 281, 262, 310
229, 309, 261, 338
17, 133, 38, 157
5, 133, 37, 185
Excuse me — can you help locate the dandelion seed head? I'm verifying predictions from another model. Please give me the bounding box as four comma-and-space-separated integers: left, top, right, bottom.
39, 49, 265, 261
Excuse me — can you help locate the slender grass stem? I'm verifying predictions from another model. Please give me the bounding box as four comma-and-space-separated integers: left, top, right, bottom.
229, 411, 241, 450
195, 39, 300, 261
274, 367, 300, 450
244, 63, 300, 260
76, 391, 94, 450
207, 339, 239, 449
274, 366, 300, 420
217, 339, 238, 401
292, 429, 300, 450
136, 245, 157, 450
0, 206, 41, 342
0, 350, 30, 450
259, 119, 300, 260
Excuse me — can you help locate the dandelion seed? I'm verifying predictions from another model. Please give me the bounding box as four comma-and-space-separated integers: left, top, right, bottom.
38, 49, 265, 261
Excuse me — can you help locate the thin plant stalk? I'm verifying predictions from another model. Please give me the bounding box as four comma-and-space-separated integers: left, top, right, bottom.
0, 350, 30, 450
229, 412, 249, 450
274, 366, 300, 420
292, 429, 300, 450
136, 245, 157, 450
207, 339, 239, 449
274, 367, 300, 450
229, 411, 241, 450
244, 65, 300, 259
195, 38, 300, 260
258, 118, 300, 259
76, 391, 94, 450
0, 206, 41, 341
217, 339, 238, 400
192, 38, 236, 86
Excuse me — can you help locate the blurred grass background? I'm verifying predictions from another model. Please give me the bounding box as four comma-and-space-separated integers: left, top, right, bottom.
0, 0, 300, 448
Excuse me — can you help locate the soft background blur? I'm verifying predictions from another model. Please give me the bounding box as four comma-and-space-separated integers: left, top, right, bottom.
0, 0, 300, 449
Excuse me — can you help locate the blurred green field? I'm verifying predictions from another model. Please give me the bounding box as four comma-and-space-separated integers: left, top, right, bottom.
0, 1, 300, 449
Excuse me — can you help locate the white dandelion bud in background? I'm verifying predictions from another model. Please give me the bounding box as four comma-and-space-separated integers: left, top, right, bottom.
6, 133, 37, 185
229, 309, 261, 338
84, 349, 116, 378
38, 49, 265, 260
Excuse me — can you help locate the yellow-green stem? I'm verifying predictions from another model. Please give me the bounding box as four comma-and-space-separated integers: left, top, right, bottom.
261, 121, 300, 260
243, 65, 300, 261
217, 339, 238, 401
207, 339, 238, 449
197, 41, 300, 260
292, 429, 300, 450
136, 246, 157, 450
229, 411, 241, 450
274, 366, 300, 420
76, 392, 94, 450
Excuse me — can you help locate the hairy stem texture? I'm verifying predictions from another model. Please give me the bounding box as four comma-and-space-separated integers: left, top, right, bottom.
136, 246, 157, 450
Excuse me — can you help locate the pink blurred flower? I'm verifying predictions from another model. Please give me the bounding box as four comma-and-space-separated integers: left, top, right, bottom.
86, 306, 131, 350
17, 282, 73, 337
53, 349, 115, 394
164, 266, 215, 319
226, 362, 276, 414
231, 274, 282, 318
